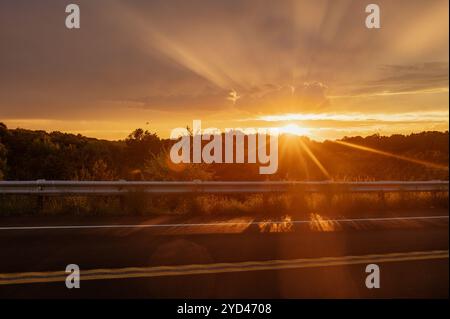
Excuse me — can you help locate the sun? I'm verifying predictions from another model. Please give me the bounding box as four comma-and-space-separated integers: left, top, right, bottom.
279, 123, 310, 136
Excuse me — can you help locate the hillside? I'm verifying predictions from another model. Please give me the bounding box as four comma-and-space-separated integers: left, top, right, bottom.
0, 123, 448, 181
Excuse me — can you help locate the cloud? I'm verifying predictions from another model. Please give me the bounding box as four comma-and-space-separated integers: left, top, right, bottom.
120, 90, 229, 112
334, 62, 449, 98
0, 0, 448, 139
232, 81, 330, 114
227, 90, 241, 104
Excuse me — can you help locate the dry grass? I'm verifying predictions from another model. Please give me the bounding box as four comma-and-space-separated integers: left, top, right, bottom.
0, 191, 447, 217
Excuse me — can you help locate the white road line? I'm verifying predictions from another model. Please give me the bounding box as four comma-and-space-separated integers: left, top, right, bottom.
0, 215, 447, 230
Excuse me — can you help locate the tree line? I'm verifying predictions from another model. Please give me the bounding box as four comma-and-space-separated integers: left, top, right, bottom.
0, 122, 448, 181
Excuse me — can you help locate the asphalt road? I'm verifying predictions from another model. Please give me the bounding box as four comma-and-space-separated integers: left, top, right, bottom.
0, 210, 448, 298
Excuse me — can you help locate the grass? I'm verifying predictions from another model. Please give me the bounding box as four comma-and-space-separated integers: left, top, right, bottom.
0, 191, 447, 218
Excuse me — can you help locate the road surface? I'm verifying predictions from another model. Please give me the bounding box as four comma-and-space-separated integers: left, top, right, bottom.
0, 210, 448, 298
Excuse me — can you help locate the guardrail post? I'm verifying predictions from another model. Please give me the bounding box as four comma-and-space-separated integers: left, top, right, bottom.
117, 180, 126, 213
36, 179, 45, 214
378, 192, 386, 208
292, 190, 308, 219
36, 195, 44, 213
326, 193, 333, 211
119, 195, 125, 212
431, 190, 439, 206
324, 183, 334, 212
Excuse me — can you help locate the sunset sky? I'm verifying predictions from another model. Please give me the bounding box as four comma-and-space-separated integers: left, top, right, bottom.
0, 0, 448, 140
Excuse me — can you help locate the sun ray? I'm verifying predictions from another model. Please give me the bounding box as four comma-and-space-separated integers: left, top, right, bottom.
298, 139, 331, 179
334, 140, 449, 171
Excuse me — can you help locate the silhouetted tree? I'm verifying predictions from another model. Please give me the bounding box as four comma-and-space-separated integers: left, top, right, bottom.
0, 125, 447, 181
124, 128, 162, 175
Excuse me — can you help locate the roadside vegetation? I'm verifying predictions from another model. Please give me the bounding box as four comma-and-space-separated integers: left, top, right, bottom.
0, 123, 448, 217
0, 191, 447, 217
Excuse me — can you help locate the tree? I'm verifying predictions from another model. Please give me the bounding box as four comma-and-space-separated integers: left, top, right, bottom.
0, 123, 7, 179
125, 128, 162, 172
144, 150, 214, 181
0, 142, 6, 180
74, 159, 117, 181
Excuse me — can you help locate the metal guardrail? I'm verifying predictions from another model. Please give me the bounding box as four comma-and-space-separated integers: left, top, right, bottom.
0, 180, 448, 195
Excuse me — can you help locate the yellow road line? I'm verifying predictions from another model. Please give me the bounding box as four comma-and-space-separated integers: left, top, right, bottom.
0, 250, 447, 285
